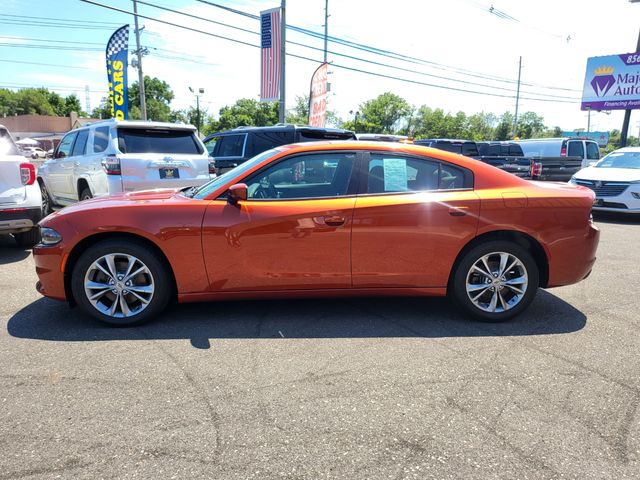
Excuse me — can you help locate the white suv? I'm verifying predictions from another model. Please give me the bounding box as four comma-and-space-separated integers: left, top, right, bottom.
0, 125, 42, 247
37, 119, 212, 213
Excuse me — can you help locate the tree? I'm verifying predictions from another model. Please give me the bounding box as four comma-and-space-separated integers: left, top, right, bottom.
92, 97, 112, 119
62, 94, 85, 116
209, 98, 279, 132
514, 111, 546, 139
129, 76, 174, 122
466, 112, 497, 141
351, 92, 412, 134
286, 95, 310, 124
494, 112, 513, 140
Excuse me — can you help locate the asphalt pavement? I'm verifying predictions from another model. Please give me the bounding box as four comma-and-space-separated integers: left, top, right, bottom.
1, 214, 639, 479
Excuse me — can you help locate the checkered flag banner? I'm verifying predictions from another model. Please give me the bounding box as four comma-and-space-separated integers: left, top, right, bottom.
105, 25, 130, 120
106, 25, 129, 57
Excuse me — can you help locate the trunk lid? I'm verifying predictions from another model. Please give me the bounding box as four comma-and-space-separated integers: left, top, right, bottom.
0, 155, 28, 205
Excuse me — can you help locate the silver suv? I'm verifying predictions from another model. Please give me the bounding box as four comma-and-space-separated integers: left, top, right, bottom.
0, 125, 42, 247
38, 120, 211, 213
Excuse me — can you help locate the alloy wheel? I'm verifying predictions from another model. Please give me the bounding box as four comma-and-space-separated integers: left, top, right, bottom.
465, 251, 528, 313
83, 253, 155, 318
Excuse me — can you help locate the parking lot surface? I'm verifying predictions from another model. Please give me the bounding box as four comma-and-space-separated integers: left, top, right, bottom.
1, 215, 639, 479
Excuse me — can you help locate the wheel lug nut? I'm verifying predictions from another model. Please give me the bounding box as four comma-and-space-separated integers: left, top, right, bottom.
112, 289, 118, 294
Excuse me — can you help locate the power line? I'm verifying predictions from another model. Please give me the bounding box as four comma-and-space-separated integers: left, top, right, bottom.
78, 0, 579, 104
118, 0, 579, 100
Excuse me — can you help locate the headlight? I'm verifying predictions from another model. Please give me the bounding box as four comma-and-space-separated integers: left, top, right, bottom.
39, 227, 62, 245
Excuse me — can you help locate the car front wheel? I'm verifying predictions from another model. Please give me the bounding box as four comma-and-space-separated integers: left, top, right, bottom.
71, 239, 172, 326
450, 241, 539, 322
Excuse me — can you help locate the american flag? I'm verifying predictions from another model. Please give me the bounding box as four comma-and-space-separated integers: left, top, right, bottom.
260, 8, 281, 102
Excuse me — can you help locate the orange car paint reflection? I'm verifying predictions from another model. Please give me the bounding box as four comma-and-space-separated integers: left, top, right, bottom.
33, 141, 599, 305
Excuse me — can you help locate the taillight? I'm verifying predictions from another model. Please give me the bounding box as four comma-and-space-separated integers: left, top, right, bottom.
102, 155, 121, 175
560, 145, 567, 156
20, 163, 36, 185
208, 161, 217, 176
531, 161, 542, 177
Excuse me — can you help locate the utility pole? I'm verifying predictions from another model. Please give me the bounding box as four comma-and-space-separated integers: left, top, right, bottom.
133, 0, 147, 120
587, 107, 591, 133
323, 0, 329, 63
189, 87, 204, 137
513, 56, 522, 139
278, 0, 286, 123
620, 27, 640, 147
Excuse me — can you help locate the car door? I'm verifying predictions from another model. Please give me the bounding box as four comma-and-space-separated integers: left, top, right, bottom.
351, 152, 480, 288
61, 128, 89, 199
47, 131, 77, 201
201, 151, 358, 291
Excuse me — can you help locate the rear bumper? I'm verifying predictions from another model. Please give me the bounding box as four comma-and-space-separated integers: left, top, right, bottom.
0, 206, 42, 233
547, 222, 600, 287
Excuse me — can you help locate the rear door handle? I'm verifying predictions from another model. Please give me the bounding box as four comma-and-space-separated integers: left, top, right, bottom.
448, 207, 468, 217
323, 215, 345, 226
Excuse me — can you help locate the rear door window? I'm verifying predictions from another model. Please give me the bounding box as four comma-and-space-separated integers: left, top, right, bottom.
567, 141, 584, 158
71, 129, 89, 157
586, 142, 600, 160
215, 134, 246, 157
93, 126, 110, 153
366, 154, 470, 194
116, 128, 203, 154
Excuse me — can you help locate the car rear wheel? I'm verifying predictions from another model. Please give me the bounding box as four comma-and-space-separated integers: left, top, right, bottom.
40, 181, 53, 216
79, 187, 92, 201
71, 239, 172, 326
450, 241, 539, 322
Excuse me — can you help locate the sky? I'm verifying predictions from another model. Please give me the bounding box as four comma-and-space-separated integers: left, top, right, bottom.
1, 0, 640, 135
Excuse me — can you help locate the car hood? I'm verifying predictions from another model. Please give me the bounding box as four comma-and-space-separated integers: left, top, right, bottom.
43, 188, 182, 222
574, 167, 640, 182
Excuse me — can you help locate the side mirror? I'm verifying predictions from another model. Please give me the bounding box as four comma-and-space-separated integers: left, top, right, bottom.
227, 183, 247, 205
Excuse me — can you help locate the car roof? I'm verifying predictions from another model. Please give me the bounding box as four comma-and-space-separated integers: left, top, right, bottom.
415, 139, 476, 144
207, 124, 354, 137
78, 119, 197, 131
608, 146, 640, 153
515, 137, 596, 142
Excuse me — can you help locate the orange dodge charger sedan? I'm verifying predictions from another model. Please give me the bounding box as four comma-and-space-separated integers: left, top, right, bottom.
33, 141, 599, 326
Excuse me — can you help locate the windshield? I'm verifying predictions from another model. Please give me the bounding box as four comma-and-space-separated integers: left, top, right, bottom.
596, 151, 640, 169
191, 147, 283, 199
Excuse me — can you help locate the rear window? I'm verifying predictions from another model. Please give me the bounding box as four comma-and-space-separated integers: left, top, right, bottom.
508, 144, 523, 156
116, 128, 203, 155
432, 143, 462, 154
567, 141, 584, 158
586, 142, 600, 160
251, 131, 294, 154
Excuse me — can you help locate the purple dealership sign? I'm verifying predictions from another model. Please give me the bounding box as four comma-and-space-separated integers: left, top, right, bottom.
581, 52, 640, 111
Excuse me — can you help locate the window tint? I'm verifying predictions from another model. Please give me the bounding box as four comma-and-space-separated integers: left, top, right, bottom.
244, 152, 355, 200
93, 126, 110, 153
461, 143, 479, 157
56, 132, 77, 158
298, 130, 355, 142
204, 137, 217, 156
567, 141, 584, 157
116, 128, 203, 154
432, 142, 461, 154
367, 154, 468, 194
251, 131, 293, 154
72, 129, 89, 157
508, 144, 523, 156
586, 142, 600, 160
215, 134, 246, 157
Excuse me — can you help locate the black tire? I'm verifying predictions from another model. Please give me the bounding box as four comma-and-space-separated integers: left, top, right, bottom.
40, 181, 53, 216
79, 187, 93, 201
450, 240, 539, 322
14, 228, 40, 248
71, 239, 172, 326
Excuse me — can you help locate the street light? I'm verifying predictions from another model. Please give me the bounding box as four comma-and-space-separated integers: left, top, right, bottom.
189, 87, 205, 137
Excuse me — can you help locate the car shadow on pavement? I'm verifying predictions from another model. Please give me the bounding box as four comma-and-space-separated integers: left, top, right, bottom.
0, 242, 31, 265
8, 290, 586, 349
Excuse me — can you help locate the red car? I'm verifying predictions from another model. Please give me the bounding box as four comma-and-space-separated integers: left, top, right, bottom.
33, 141, 599, 326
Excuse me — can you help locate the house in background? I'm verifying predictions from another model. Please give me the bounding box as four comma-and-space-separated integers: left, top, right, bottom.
0, 112, 102, 150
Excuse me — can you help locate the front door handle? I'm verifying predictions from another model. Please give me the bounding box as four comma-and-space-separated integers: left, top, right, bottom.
323, 215, 345, 226
448, 207, 468, 217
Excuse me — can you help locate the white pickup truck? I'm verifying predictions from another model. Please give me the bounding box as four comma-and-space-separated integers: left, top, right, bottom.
0, 125, 42, 247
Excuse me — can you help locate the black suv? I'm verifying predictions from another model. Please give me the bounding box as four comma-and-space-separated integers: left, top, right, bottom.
413, 139, 480, 158
204, 124, 356, 174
